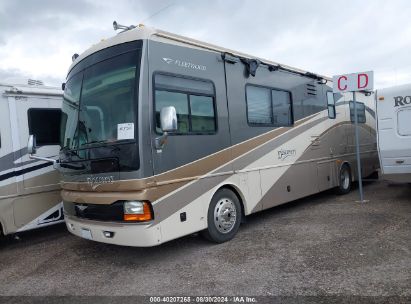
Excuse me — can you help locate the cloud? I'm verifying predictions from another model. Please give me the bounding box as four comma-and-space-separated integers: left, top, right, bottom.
0, 68, 29, 81
0, 0, 411, 88
0, 67, 62, 87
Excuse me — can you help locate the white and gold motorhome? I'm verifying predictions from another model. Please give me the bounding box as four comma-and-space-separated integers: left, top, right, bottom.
31, 24, 378, 246
0, 81, 63, 236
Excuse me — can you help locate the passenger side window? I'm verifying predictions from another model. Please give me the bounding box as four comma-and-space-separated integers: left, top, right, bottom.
154, 74, 216, 134
272, 90, 292, 125
28, 109, 62, 146
327, 91, 336, 119
246, 85, 292, 126
247, 86, 272, 124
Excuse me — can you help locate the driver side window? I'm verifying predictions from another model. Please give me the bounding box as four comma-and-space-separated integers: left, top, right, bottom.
154, 74, 216, 135
155, 91, 189, 133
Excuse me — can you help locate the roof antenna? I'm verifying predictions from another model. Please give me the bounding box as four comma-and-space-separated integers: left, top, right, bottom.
113, 3, 175, 33
113, 21, 136, 33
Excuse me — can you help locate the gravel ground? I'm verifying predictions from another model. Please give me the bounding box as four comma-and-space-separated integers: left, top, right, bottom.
0, 180, 410, 299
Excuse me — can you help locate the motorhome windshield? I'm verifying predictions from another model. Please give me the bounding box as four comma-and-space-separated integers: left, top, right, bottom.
61, 50, 140, 150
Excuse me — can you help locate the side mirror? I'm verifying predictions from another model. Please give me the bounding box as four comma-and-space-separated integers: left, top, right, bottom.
27, 135, 59, 168
328, 105, 336, 119
160, 106, 177, 133
28, 134, 37, 155
155, 106, 177, 151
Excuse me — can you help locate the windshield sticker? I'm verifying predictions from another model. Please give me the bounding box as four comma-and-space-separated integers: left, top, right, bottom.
117, 123, 134, 140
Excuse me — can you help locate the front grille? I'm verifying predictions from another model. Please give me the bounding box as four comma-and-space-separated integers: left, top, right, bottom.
64, 201, 124, 222
90, 158, 119, 174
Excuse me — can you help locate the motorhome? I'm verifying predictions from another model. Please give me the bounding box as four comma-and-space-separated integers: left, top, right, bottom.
29, 24, 379, 246
0, 80, 63, 236
376, 84, 411, 183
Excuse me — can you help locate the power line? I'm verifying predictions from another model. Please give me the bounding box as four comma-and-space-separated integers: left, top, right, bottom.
141, 2, 175, 23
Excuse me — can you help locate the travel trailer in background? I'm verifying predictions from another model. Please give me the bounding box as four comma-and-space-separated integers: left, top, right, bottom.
0, 80, 63, 236
376, 84, 411, 183
30, 23, 379, 247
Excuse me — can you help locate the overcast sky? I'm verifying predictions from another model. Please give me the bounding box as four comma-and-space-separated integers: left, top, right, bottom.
0, 0, 410, 89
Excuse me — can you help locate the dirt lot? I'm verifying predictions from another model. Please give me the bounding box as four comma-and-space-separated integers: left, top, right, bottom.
0, 181, 410, 299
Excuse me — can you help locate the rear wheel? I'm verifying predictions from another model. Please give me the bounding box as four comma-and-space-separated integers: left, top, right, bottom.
336, 164, 352, 195
202, 188, 242, 243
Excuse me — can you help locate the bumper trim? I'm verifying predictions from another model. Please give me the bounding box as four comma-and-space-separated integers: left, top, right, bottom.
65, 214, 162, 247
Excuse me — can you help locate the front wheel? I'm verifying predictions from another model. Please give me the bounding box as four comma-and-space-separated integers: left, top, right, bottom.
202, 188, 242, 243
336, 164, 352, 195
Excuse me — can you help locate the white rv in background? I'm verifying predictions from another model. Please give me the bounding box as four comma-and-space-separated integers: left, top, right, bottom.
376, 84, 411, 183
0, 80, 64, 236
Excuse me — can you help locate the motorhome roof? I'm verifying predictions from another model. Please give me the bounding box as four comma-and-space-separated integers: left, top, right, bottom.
378, 83, 411, 93
69, 25, 331, 81
0, 82, 62, 97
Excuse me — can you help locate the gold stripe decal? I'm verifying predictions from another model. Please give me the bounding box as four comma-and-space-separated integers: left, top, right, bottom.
61, 115, 322, 206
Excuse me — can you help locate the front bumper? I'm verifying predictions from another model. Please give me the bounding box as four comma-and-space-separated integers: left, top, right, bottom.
65, 214, 162, 247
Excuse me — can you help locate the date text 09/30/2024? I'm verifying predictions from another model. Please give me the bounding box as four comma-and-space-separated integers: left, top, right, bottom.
149, 296, 257, 303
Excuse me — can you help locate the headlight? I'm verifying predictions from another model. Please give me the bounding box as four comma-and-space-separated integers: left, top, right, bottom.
123, 201, 153, 221
124, 201, 144, 214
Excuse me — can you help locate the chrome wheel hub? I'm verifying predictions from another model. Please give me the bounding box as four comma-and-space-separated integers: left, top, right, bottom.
341, 169, 350, 189
214, 198, 237, 234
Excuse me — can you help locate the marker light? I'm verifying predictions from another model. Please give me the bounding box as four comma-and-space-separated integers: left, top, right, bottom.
103, 231, 115, 238
378, 96, 385, 101
123, 201, 153, 221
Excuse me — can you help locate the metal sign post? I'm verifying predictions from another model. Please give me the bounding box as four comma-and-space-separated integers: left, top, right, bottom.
352, 91, 365, 202
333, 71, 373, 203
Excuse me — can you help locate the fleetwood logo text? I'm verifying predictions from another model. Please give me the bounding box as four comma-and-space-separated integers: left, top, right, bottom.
162, 57, 206, 71
87, 176, 115, 190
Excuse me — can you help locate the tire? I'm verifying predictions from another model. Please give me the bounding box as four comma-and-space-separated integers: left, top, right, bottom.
202, 188, 242, 243
336, 164, 352, 195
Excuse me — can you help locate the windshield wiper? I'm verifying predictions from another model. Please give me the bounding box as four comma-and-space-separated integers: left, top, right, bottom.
81, 140, 109, 147
61, 146, 79, 156
80, 140, 121, 153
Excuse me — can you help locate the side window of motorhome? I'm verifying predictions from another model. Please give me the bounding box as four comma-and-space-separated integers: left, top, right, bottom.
349, 101, 366, 123
398, 108, 411, 136
303, 95, 326, 117
327, 91, 336, 119
28, 109, 62, 146
246, 85, 292, 126
154, 74, 216, 134
61, 72, 83, 149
